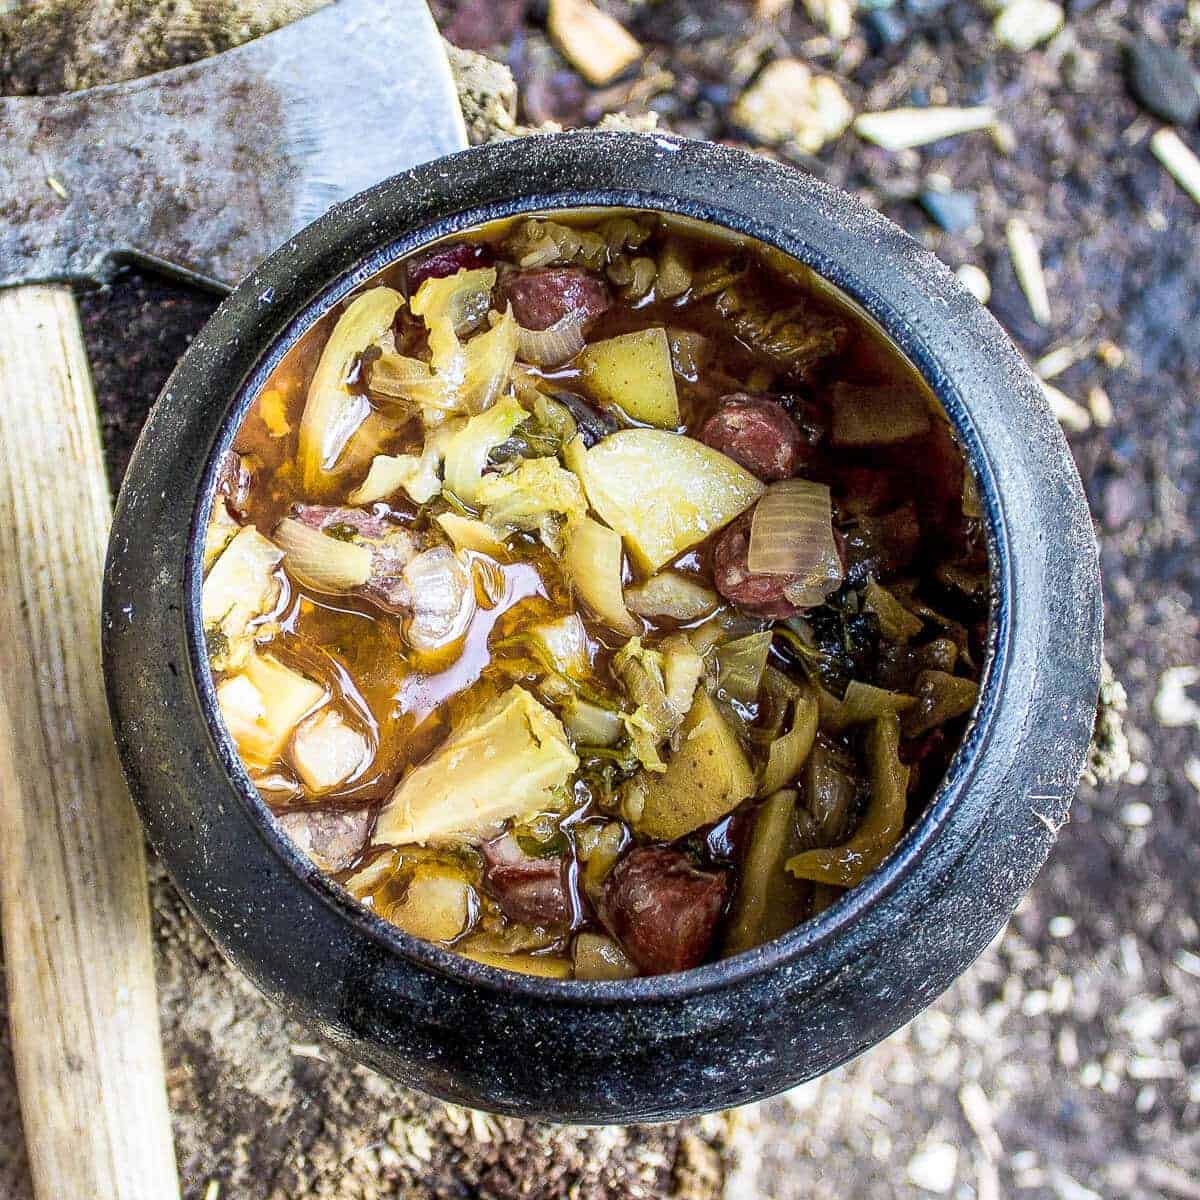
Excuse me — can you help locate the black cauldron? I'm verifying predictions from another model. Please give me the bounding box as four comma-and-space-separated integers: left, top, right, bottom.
103, 132, 1102, 1123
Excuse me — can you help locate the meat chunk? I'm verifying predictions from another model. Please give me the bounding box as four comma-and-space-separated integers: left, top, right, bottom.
277, 806, 372, 873
406, 241, 495, 290
602, 846, 729, 975
500, 267, 611, 331
215, 449, 253, 516
293, 504, 421, 611
838, 501, 921, 585
481, 833, 571, 929
711, 512, 803, 618
700, 394, 806, 481
401, 545, 476, 650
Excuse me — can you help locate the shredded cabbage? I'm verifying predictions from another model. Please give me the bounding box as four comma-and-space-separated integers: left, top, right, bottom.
297, 287, 403, 491
475, 457, 587, 547
441, 394, 527, 504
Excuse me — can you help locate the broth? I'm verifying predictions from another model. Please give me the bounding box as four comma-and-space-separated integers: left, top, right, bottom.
202, 210, 989, 979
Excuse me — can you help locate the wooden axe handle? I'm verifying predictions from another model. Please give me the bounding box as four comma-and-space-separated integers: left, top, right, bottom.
0, 284, 180, 1200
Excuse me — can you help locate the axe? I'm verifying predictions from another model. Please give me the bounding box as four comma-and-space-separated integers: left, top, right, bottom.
0, 3, 466, 1195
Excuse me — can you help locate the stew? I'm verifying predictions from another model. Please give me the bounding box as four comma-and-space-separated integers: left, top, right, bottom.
202, 210, 989, 979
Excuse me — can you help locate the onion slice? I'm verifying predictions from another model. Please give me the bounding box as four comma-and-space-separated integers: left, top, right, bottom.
747, 479, 843, 603
273, 517, 372, 592
516, 310, 587, 368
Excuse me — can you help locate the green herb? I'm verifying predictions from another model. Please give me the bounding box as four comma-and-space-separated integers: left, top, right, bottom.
514, 829, 570, 859
324, 522, 360, 543
206, 629, 230, 664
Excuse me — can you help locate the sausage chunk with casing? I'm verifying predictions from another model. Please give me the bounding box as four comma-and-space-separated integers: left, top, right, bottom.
602, 847, 728, 975
699, 394, 806, 481
712, 512, 804, 618
500, 267, 611, 331
481, 833, 571, 929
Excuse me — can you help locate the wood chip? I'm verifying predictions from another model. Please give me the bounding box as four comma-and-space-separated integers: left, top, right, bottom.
1150, 128, 1200, 208
732, 59, 853, 153
548, 0, 643, 87
802, 0, 855, 41
1088, 385, 1114, 427
203, 1184, 220, 1200
955, 263, 992, 304
45, 175, 69, 199
755, 0, 793, 19
1006, 217, 1052, 325
994, 0, 1064, 52
1042, 382, 1091, 433
1035, 344, 1081, 380
854, 106, 996, 151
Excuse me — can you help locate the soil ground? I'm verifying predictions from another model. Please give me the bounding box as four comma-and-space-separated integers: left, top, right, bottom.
1, 2, 1199, 1197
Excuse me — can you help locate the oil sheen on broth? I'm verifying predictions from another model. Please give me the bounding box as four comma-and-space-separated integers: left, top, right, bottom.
202, 210, 989, 980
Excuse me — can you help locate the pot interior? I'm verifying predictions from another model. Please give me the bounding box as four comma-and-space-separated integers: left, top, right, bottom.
189, 201, 1008, 998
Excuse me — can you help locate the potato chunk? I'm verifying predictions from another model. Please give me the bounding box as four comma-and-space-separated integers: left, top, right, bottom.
216, 655, 325, 764
386, 863, 475, 943
622, 687, 755, 841
289, 708, 368, 793
577, 327, 680, 427
374, 686, 578, 846
568, 430, 764, 573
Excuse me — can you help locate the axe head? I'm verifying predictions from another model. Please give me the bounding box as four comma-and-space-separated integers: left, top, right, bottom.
0, 0, 467, 291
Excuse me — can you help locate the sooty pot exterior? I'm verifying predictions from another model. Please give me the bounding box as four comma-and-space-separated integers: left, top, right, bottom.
103, 132, 1102, 1123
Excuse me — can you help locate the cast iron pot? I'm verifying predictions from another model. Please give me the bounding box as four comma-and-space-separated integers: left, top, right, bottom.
103, 131, 1103, 1123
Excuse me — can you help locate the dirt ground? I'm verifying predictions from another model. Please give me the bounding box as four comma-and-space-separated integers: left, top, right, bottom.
2, 1, 1199, 1197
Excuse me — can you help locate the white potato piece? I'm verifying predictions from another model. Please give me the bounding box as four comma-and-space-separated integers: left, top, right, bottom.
577, 327, 680, 427
572, 933, 638, 980
216, 654, 325, 764
385, 863, 475, 943
289, 707, 369, 793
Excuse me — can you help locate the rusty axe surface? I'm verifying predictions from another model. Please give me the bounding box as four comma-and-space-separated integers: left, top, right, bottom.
0, 4, 465, 1198
0, 0, 468, 289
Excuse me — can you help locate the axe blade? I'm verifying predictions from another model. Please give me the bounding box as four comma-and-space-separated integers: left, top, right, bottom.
0, 0, 467, 291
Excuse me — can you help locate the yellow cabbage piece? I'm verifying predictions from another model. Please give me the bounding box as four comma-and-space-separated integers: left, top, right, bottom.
562, 515, 639, 636
297, 286, 403, 492
202, 526, 283, 671
435, 512, 510, 557
442, 393, 527, 503
474, 457, 587, 540
568, 429, 765, 573
374, 685, 578, 846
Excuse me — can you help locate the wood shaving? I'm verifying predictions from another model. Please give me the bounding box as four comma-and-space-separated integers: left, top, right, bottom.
1151, 128, 1200, 208
854, 106, 996, 151
1006, 217, 1052, 325
548, 0, 642, 87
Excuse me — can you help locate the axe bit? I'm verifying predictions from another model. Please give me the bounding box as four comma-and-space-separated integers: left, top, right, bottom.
0, 0, 468, 289
0, 3, 466, 1197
